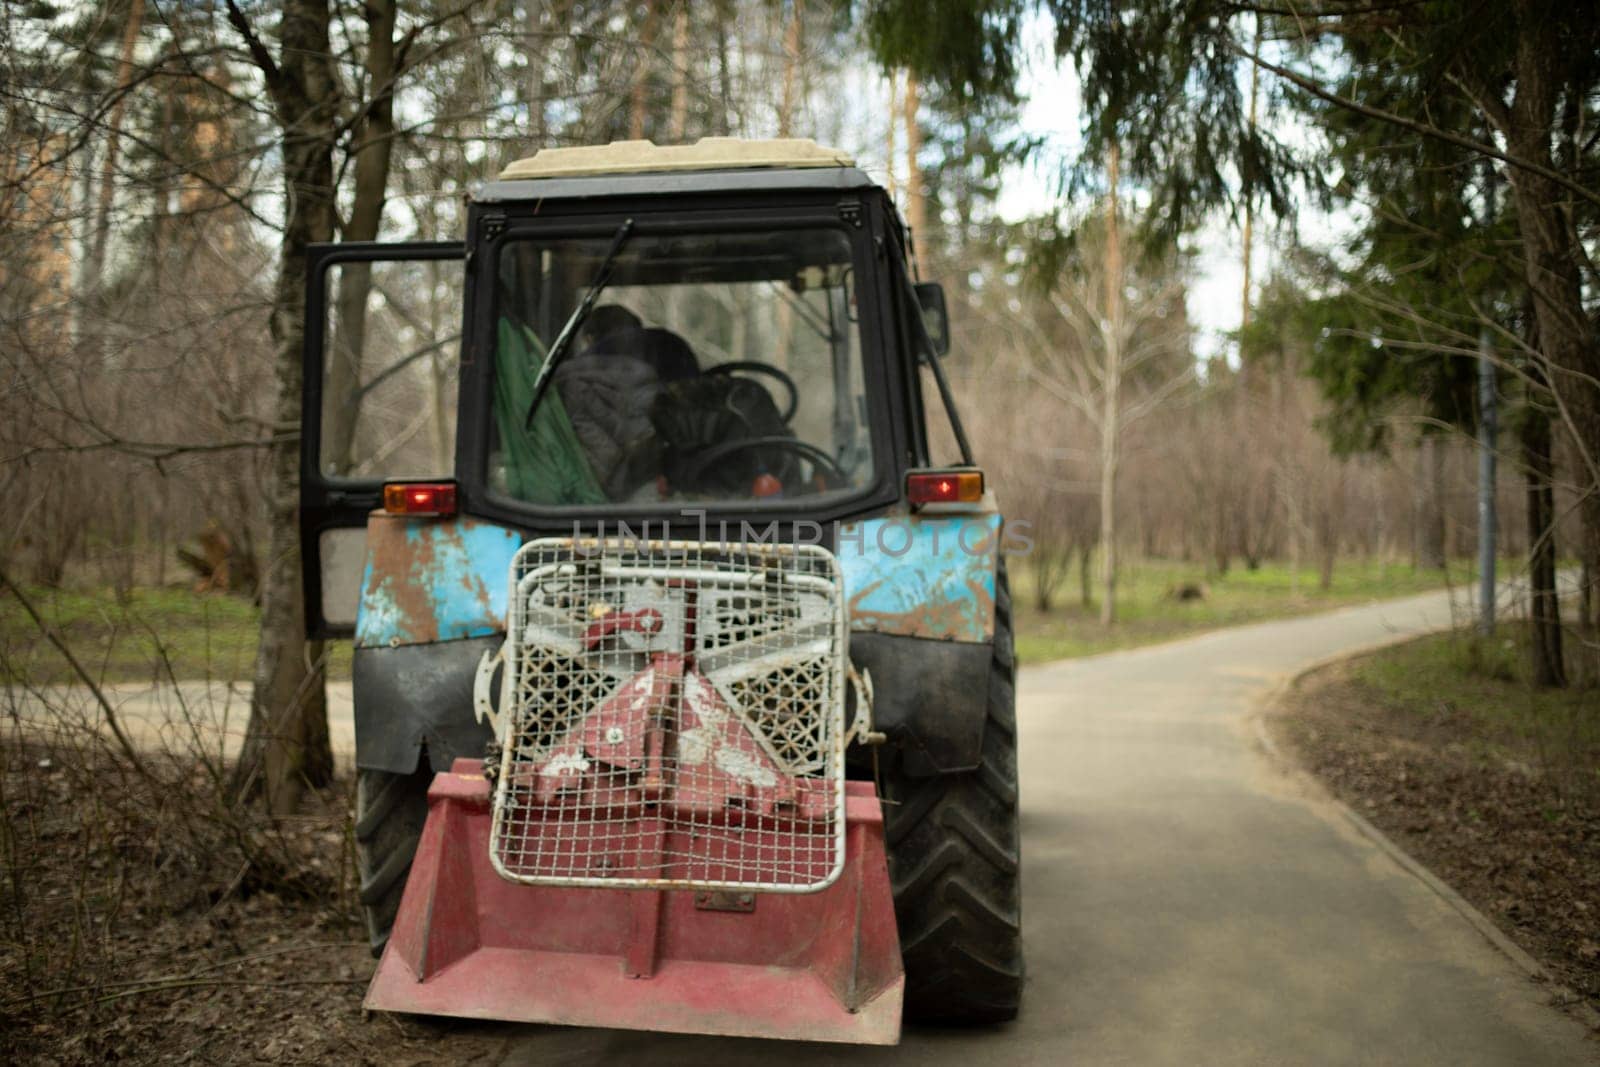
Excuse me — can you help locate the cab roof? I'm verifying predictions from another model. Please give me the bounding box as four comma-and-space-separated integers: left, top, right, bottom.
497, 137, 854, 180
478, 137, 876, 204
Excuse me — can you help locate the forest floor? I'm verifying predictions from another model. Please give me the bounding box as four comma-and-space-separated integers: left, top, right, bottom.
1271, 625, 1600, 1017
0, 736, 509, 1066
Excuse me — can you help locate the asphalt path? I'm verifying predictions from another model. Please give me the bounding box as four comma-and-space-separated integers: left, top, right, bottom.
493, 586, 1596, 1064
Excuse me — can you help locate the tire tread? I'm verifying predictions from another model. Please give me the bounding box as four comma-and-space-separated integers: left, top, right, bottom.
355, 762, 432, 957
881, 562, 1024, 1024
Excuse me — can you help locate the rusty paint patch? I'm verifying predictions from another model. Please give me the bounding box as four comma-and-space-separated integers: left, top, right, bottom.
355, 515, 521, 649
837, 515, 1000, 642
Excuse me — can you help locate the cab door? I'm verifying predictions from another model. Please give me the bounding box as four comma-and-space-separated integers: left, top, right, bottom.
300, 241, 466, 638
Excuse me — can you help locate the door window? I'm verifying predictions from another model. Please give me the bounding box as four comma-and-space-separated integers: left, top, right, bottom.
320, 257, 464, 480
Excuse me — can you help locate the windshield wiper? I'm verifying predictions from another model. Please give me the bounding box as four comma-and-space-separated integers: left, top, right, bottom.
523, 217, 635, 430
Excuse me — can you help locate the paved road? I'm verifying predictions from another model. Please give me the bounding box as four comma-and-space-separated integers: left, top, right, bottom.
493, 587, 1595, 1065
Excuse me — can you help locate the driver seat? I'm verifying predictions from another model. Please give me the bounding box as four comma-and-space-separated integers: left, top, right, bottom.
651, 373, 800, 497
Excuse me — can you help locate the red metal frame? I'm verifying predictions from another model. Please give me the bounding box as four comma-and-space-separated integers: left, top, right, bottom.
366, 760, 903, 1045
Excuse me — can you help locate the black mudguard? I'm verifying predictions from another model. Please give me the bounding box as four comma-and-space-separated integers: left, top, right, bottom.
849, 632, 991, 776
352, 635, 498, 774
354, 631, 990, 778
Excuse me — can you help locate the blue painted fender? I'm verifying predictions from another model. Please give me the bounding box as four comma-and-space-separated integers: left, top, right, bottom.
354, 514, 522, 650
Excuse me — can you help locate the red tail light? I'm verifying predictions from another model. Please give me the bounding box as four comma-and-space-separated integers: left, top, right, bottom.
906, 469, 984, 506
384, 481, 458, 517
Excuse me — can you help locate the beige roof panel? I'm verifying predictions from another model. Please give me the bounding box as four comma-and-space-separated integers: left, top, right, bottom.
499, 137, 855, 180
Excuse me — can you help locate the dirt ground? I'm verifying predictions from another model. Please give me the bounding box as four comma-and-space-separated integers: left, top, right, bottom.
0, 738, 509, 1065
1271, 642, 1600, 1018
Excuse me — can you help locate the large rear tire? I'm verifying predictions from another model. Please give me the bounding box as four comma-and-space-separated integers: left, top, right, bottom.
881, 565, 1023, 1023
355, 762, 433, 957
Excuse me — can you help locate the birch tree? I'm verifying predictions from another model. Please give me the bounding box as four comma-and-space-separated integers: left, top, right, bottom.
1019, 179, 1194, 625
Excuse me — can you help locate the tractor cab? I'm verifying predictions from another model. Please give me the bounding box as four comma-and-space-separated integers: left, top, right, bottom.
302, 138, 953, 631
298, 139, 1020, 1046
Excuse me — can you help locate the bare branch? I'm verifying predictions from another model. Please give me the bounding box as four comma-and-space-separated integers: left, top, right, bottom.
0, 567, 153, 781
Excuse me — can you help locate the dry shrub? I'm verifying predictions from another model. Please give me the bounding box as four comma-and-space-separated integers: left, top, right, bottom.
0, 640, 359, 1063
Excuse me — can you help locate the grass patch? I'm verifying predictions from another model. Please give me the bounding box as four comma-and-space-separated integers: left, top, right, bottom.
0, 585, 351, 685
1011, 556, 1482, 664
1348, 626, 1600, 794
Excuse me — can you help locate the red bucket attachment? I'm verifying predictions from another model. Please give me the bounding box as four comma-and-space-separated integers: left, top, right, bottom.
366, 760, 903, 1045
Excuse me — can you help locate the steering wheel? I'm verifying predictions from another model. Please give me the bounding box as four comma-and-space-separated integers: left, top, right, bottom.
680, 435, 849, 492
703, 362, 799, 423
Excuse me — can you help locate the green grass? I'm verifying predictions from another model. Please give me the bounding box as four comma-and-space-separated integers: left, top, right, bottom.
1352, 625, 1599, 747
1012, 556, 1489, 664
1, 585, 351, 686
0, 555, 1508, 683
1346, 625, 1599, 795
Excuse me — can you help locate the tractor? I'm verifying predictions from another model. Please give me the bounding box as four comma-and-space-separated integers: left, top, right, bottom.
300, 138, 1021, 1044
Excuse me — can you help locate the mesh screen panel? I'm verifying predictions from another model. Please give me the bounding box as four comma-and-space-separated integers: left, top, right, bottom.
488, 537, 847, 892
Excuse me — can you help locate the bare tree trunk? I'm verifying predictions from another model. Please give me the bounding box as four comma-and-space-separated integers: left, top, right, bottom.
1098, 419, 1118, 626
903, 74, 926, 244
1317, 476, 1340, 591
226, 0, 341, 812
884, 70, 897, 199
156, 477, 168, 587
1413, 436, 1446, 569
1287, 492, 1302, 597
629, 0, 660, 141
1498, 14, 1600, 648
1211, 491, 1231, 576
1372, 467, 1389, 582
84, 0, 146, 297
428, 259, 452, 469
668, 1, 690, 141
148, 90, 174, 260
1238, 14, 1259, 342
1099, 143, 1122, 627
778, 0, 803, 139
714, 0, 735, 135
1582, 560, 1595, 641
1032, 544, 1066, 613
323, 0, 399, 475
523, 0, 548, 145
1521, 396, 1565, 687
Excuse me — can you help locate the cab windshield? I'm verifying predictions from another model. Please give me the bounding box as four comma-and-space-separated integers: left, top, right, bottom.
490, 226, 875, 508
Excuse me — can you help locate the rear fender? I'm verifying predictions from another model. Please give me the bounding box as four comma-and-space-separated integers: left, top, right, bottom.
838, 512, 999, 642
352, 514, 520, 772
354, 514, 521, 649
838, 509, 1003, 775
353, 637, 499, 773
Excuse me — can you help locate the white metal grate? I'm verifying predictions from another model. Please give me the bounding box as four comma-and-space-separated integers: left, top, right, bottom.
487, 537, 848, 892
